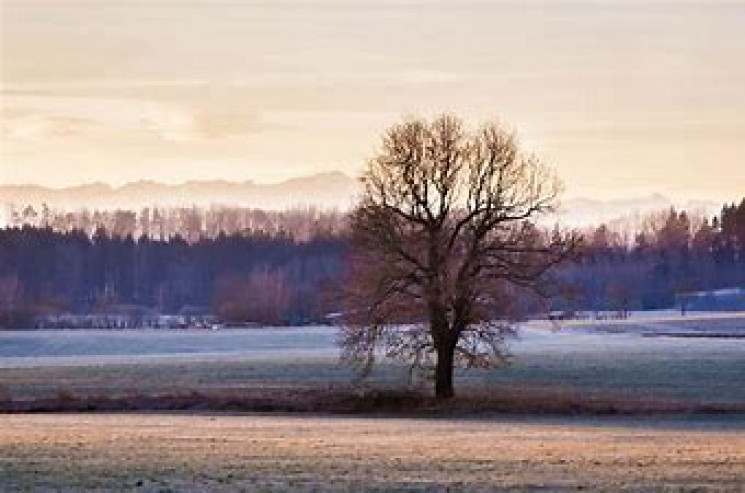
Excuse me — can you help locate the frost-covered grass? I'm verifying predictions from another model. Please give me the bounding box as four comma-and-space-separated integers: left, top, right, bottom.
1, 317, 744, 490
0, 326, 338, 362
557, 311, 745, 336
0, 314, 743, 409
1, 413, 744, 492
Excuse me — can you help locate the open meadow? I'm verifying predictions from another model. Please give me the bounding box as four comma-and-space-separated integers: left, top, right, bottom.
1, 314, 744, 491
1, 313, 744, 410
1, 413, 744, 492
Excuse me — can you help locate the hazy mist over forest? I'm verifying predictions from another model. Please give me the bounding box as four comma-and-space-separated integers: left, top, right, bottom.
0, 172, 722, 229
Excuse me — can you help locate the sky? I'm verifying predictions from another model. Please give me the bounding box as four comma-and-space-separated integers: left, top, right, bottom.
1, 1, 744, 201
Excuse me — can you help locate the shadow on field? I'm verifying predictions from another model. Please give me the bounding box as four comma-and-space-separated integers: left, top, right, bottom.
3, 384, 745, 418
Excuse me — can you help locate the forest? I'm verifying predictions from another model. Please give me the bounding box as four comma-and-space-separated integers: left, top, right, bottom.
557, 199, 745, 314
0, 199, 743, 328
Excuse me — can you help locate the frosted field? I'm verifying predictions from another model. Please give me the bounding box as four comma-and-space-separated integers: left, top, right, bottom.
1, 313, 744, 405
0, 326, 340, 367
1, 315, 744, 491
1, 413, 744, 492
1, 312, 744, 365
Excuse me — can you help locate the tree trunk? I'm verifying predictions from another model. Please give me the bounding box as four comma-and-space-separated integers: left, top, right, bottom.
434, 343, 455, 400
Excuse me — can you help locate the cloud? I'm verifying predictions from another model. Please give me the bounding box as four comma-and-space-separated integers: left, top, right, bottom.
191, 110, 264, 139
1, 95, 200, 143
1, 114, 96, 141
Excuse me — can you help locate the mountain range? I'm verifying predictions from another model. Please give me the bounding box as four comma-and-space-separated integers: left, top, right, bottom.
553, 194, 719, 228
0, 172, 719, 227
0, 172, 359, 212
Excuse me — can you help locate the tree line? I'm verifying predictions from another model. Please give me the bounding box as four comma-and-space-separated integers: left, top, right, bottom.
0, 226, 347, 327
558, 199, 745, 314
5, 204, 347, 242
0, 198, 743, 328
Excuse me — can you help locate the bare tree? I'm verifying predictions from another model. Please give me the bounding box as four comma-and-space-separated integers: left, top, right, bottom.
342, 114, 578, 399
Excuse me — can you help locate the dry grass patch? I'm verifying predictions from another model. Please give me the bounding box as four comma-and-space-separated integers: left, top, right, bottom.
4, 385, 745, 415
4, 383, 745, 416
1, 413, 744, 492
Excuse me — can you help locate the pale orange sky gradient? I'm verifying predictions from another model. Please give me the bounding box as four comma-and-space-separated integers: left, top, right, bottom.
1, 1, 744, 201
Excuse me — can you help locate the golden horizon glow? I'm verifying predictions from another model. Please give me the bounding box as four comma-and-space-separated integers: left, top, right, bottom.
2, 1, 744, 202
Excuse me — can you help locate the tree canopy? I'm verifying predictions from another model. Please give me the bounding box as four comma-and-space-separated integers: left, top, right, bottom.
341, 114, 579, 399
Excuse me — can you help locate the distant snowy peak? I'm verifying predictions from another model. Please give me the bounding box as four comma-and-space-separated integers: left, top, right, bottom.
0, 172, 361, 211
0, 174, 721, 227
554, 195, 720, 227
